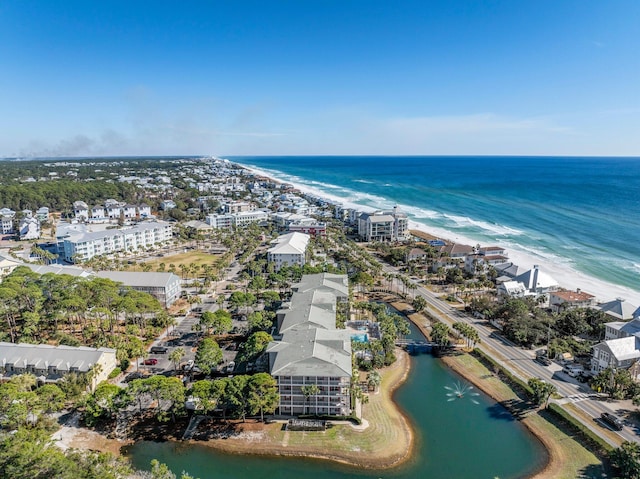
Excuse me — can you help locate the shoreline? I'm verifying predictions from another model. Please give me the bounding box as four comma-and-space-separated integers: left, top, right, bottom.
179, 347, 414, 470
233, 158, 640, 305
58, 298, 593, 478
57, 348, 415, 471
390, 298, 601, 479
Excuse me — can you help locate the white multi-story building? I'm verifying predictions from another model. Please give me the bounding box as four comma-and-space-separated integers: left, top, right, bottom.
223, 201, 254, 214
267, 232, 310, 272
233, 209, 270, 227
95, 271, 182, 307
1, 208, 15, 234
206, 213, 234, 229
36, 207, 50, 222
357, 206, 408, 242
19, 217, 41, 240
61, 221, 173, 263
206, 210, 270, 229
73, 201, 89, 221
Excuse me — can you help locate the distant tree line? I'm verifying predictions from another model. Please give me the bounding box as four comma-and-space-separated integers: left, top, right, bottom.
0, 180, 140, 213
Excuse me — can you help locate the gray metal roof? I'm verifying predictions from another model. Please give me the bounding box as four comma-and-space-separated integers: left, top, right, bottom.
0, 342, 115, 372
598, 298, 639, 321
291, 273, 349, 298
96, 271, 181, 288
268, 328, 352, 378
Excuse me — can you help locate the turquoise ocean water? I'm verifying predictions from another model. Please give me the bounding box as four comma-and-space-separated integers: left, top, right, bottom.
231, 156, 640, 300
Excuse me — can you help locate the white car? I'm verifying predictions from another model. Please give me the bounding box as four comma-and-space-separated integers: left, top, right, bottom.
183, 359, 195, 370
562, 364, 584, 377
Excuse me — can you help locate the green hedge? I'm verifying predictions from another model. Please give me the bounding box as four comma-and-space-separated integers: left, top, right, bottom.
472, 349, 533, 396
298, 414, 362, 425
470, 349, 613, 456
547, 403, 613, 455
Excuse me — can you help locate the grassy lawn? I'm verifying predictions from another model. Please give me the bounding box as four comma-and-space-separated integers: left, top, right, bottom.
196, 351, 412, 469
142, 251, 223, 271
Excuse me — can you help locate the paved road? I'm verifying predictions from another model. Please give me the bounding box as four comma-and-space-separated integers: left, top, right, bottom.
382, 263, 638, 446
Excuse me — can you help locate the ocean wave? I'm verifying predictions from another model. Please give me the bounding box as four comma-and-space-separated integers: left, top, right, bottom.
498, 240, 572, 266
400, 205, 441, 219
344, 191, 392, 206
442, 214, 524, 237
354, 179, 374, 184
306, 180, 343, 190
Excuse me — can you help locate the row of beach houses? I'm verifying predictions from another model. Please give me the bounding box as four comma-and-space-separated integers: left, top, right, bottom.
1, 207, 49, 240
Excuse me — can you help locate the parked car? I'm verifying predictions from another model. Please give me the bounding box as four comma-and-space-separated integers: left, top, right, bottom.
150, 346, 168, 354
534, 356, 552, 366
562, 364, 585, 377
601, 412, 624, 431
183, 359, 195, 370
143, 358, 158, 365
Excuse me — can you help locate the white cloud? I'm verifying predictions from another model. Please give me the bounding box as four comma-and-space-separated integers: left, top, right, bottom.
4, 106, 638, 158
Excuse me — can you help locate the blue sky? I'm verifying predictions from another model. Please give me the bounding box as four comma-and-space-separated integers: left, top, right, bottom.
1, 0, 638, 157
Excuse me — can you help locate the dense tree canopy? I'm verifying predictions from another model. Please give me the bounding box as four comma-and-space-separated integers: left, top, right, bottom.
0, 267, 163, 365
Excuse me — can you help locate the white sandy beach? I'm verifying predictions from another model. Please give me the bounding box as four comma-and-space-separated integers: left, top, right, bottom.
239, 161, 640, 307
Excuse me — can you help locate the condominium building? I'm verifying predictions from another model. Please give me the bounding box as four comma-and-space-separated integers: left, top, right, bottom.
95, 271, 182, 307
267, 273, 352, 417
267, 232, 310, 272
206, 210, 269, 229
288, 221, 327, 238
0, 342, 117, 391
60, 221, 173, 263
357, 206, 408, 242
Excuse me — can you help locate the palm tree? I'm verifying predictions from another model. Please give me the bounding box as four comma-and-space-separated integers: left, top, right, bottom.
168, 347, 185, 371
366, 371, 381, 392
87, 363, 103, 392
301, 384, 321, 415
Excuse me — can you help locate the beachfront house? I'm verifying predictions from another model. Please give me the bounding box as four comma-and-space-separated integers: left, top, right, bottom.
597, 298, 640, 322
549, 289, 597, 313
464, 253, 510, 275
513, 265, 559, 297
357, 207, 408, 242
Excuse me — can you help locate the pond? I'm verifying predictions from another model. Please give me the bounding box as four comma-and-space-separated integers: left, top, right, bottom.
126, 325, 546, 479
